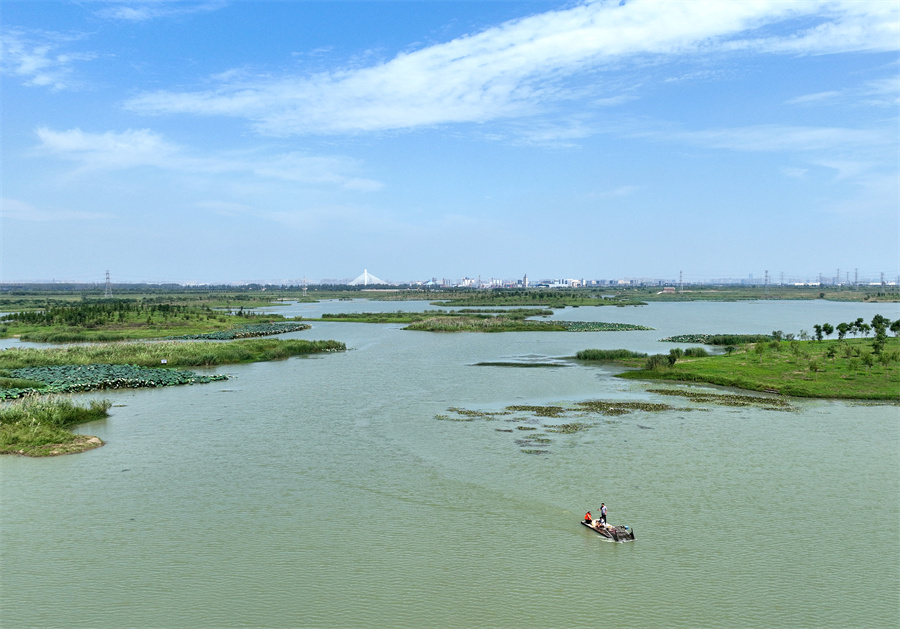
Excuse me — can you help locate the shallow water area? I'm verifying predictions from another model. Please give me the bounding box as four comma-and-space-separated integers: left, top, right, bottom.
2, 301, 898, 628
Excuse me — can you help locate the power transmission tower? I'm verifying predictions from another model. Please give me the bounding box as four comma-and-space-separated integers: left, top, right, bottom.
103, 270, 112, 298
764, 270, 769, 296
679, 270, 683, 293
302, 276, 308, 298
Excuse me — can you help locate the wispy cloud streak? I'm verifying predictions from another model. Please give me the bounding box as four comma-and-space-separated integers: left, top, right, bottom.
125, 0, 899, 135
35, 127, 382, 191
0, 29, 95, 90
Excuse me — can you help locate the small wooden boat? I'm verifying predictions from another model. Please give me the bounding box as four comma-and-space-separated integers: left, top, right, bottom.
581, 520, 635, 542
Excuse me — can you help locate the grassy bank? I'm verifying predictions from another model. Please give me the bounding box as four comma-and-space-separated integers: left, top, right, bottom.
0, 396, 111, 456
0, 338, 346, 370
617, 338, 900, 399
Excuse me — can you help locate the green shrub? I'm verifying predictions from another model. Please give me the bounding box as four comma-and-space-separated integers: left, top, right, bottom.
575, 349, 648, 360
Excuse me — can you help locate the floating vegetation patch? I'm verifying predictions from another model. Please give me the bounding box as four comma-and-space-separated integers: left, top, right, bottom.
446, 407, 510, 419
169, 321, 310, 340
474, 362, 567, 368
438, 398, 692, 455
506, 404, 566, 417
434, 414, 473, 421
546, 422, 589, 434
0, 364, 228, 399
521, 449, 549, 455
575, 400, 674, 414
646, 388, 794, 411
558, 321, 653, 332
660, 333, 772, 345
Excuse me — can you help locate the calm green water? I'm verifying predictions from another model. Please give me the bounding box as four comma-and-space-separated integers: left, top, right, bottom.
2, 301, 898, 628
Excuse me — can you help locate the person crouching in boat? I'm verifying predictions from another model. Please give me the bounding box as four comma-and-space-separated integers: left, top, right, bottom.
584, 511, 593, 524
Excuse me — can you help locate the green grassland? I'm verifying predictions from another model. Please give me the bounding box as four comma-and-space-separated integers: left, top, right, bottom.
617, 338, 900, 399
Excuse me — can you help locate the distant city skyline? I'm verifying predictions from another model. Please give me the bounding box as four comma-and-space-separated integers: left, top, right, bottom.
3, 267, 897, 289
2, 1, 898, 284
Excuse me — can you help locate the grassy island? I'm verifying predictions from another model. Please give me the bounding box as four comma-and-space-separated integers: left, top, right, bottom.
617, 338, 899, 399
0, 338, 346, 399
0, 300, 305, 343
1, 396, 111, 456
403, 316, 651, 332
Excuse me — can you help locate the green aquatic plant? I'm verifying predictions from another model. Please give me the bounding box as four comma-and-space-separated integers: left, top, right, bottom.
0, 364, 228, 399
646, 388, 793, 410
574, 400, 674, 414
168, 321, 311, 340
660, 333, 773, 345
434, 414, 474, 421
505, 404, 566, 417
546, 422, 589, 433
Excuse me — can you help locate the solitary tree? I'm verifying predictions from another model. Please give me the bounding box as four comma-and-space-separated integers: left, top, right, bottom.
822, 323, 834, 339
813, 324, 824, 341
836, 322, 850, 341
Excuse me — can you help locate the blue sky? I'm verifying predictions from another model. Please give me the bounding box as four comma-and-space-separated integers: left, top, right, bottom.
1, 0, 898, 285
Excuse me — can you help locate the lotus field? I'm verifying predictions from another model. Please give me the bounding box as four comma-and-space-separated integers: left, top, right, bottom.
169, 321, 311, 340
0, 364, 228, 399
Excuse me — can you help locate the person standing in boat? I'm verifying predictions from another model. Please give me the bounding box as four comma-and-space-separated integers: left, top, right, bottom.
599, 503, 607, 524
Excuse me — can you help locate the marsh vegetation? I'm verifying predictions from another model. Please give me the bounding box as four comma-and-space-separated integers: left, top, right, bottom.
0, 396, 111, 456
0, 299, 302, 342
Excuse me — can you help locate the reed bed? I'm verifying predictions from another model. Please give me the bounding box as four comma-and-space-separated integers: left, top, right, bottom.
0, 339, 345, 370
1, 396, 111, 456
576, 349, 648, 360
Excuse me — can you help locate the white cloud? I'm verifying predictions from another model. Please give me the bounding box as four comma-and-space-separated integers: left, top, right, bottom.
786, 91, 841, 105
781, 167, 808, 178
0, 30, 95, 90
787, 76, 900, 107
0, 198, 112, 222
677, 124, 889, 153
125, 0, 899, 135
95, 1, 226, 22
33, 127, 382, 191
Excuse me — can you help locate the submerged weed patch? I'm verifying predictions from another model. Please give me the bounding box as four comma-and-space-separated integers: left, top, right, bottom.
438, 398, 688, 454
647, 388, 794, 410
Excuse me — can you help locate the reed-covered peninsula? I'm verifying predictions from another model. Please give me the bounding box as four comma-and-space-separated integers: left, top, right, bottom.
0, 396, 111, 456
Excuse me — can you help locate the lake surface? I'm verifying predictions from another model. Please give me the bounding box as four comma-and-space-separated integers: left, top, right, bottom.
2, 300, 898, 628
